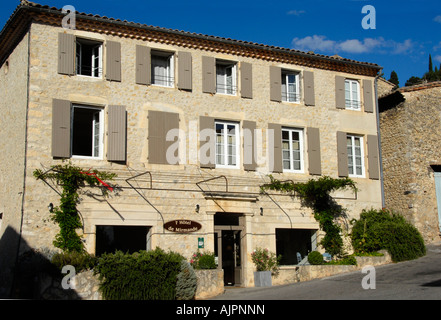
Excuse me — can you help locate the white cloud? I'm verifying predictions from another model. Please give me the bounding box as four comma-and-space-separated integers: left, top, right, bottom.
434, 55, 441, 64
434, 15, 441, 23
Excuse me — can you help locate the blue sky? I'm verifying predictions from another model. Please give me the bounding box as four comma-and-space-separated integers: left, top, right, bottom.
1, 0, 441, 86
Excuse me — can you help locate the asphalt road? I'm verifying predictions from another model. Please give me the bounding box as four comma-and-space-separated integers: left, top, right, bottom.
212, 242, 441, 300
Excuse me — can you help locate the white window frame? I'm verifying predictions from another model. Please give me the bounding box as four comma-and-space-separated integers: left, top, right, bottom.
215, 121, 240, 169
282, 128, 304, 173
347, 134, 365, 177
216, 60, 237, 95
71, 105, 104, 160
281, 71, 300, 103
345, 79, 361, 110
151, 50, 175, 88
75, 38, 103, 78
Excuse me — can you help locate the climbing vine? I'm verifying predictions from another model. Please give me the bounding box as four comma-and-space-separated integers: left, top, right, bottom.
261, 175, 357, 257
33, 163, 116, 253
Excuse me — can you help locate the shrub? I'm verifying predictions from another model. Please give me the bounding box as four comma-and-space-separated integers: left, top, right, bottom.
190, 251, 216, 269
251, 248, 281, 276
176, 260, 197, 300
307, 251, 324, 265
51, 251, 97, 272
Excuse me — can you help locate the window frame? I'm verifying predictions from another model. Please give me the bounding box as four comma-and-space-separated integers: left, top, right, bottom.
216, 60, 237, 96
281, 127, 304, 173
215, 121, 240, 169
151, 50, 175, 88
281, 70, 300, 103
75, 38, 103, 78
347, 134, 365, 177
344, 79, 361, 110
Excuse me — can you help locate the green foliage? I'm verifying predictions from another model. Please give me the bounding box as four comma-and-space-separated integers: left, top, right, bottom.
307, 251, 324, 265
405, 54, 441, 86
251, 247, 281, 276
94, 248, 184, 300
190, 251, 217, 269
388, 70, 399, 88
326, 255, 357, 265
176, 260, 197, 300
351, 208, 426, 262
51, 251, 97, 272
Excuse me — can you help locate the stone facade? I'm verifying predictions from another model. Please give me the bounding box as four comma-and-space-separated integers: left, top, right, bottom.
0, 2, 383, 296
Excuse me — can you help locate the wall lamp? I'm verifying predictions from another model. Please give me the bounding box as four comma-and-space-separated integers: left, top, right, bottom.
260, 207, 263, 216
195, 204, 200, 213
48, 203, 54, 213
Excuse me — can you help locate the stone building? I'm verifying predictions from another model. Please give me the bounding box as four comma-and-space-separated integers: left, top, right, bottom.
0, 1, 383, 294
379, 81, 441, 243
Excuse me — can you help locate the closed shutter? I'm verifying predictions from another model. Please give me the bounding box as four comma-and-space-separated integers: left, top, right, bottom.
178, 51, 192, 91
199, 116, 215, 168
337, 131, 348, 177
106, 41, 121, 82
241, 62, 253, 99
270, 66, 281, 102
268, 123, 282, 173
148, 111, 179, 164
303, 71, 315, 106
136, 45, 151, 85
307, 127, 321, 175
52, 99, 71, 158
243, 120, 256, 171
363, 79, 374, 113
58, 33, 75, 75
367, 134, 380, 179
202, 56, 216, 94
335, 76, 346, 109
107, 105, 127, 162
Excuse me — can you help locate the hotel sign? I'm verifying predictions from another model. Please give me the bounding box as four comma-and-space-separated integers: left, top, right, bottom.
164, 220, 202, 233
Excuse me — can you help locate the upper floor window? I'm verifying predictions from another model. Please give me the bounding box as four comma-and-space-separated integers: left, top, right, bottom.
282, 70, 300, 103
215, 121, 240, 168
72, 105, 104, 159
216, 60, 237, 95
151, 50, 174, 87
76, 38, 103, 78
282, 128, 304, 172
347, 134, 364, 177
345, 79, 361, 110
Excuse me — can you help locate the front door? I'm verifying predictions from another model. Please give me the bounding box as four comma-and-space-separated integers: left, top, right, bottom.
215, 229, 242, 286
434, 172, 441, 232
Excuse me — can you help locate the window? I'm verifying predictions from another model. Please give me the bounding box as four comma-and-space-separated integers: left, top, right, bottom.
72, 105, 104, 159
76, 38, 103, 78
215, 121, 240, 168
282, 128, 304, 172
216, 60, 237, 95
151, 50, 174, 87
347, 135, 364, 177
282, 71, 300, 103
345, 79, 361, 110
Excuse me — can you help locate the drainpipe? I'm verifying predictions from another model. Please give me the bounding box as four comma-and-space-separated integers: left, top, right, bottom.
374, 74, 386, 208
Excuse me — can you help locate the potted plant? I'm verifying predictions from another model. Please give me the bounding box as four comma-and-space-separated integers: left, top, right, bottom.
251, 248, 281, 287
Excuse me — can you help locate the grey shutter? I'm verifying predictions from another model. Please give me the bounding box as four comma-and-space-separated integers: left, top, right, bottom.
107, 105, 127, 162
270, 66, 281, 102
106, 41, 121, 82
363, 79, 374, 113
136, 45, 151, 85
202, 56, 216, 94
335, 76, 346, 109
268, 123, 282, 173
148, 111, 179, 164
367, 134, 380, 180
199, 116, 215, 168
52, 99, 71, 158
307, 127, 321, 175
303, 71, 315, 106
337, 131, 348, 177
243, 120, 256, 171
178, 51, 192, 91
58, 33, 75, 75
241, 62, 253, 99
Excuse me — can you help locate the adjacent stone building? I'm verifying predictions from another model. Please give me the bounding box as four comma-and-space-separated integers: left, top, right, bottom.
0, 1, 383, 295
379, 81, 441, 243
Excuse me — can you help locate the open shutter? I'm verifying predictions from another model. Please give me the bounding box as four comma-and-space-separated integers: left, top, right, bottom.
202, 56, 216, 94
148, 111, 179, 164
337, 131, 348, 177
243, 120, 256, 171
268, 123, 282, 173
270, 66, 281, 102
199, 116, 215, 168
367, 134, 380, 179
136, 45, 151, 85
303, 71, 315, 106
107, 105, 127, 162
241, 62, 253, 99
363, 79, 374, 113
106, 41, 121, 82
178, 51, 192, 91
52, 99, 71, 158
58, 33, 75, 75
307, 127, 321, 175
335, 76, 346, 109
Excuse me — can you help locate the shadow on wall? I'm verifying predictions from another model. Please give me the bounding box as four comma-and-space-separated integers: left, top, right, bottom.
0, 226, 81, 299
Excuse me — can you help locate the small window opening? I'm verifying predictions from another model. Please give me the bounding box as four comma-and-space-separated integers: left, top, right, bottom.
72, 105, 103, 158
76, 38, 103, 78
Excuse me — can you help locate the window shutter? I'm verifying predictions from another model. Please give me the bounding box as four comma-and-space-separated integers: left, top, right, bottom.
241, 62, 253, 99
148, 111, 179, 164
363, 79, 374, 113
107, 105, 127, 162
367, 134, 380, 179
337, 131, 348, 177
303, 71, 315, 106
243, 120, 256, 171
307, 127, 321, 175
178, 51, 192, 91
268, 123, 282, 173
58, 33, 75, 75
199, 116, 215, 168
202, 56, 216, 94
270, 66, 281, 102
335, 76, 346, 109
136, 45, 151, 85
52, 99, 71, 158
106, 41, 121, 82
